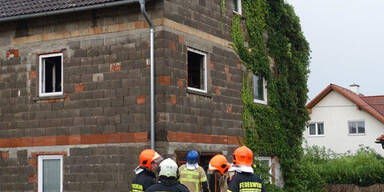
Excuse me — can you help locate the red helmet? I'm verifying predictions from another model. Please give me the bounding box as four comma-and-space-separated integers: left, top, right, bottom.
139, 149, 162, 169
232, 146, 253, 166
208, 154, 230, 174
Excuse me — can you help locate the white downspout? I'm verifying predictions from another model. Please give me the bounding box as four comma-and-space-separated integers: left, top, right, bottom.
139, 0, 155, 150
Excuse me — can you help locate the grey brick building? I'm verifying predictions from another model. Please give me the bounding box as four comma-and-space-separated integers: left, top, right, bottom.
0, 0, 246, 191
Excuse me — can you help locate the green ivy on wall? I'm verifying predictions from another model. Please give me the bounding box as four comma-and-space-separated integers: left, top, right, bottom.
231, 0, 311, 191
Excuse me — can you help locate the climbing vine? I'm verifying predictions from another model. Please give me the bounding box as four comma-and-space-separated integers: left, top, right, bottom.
231, 0, 311, 191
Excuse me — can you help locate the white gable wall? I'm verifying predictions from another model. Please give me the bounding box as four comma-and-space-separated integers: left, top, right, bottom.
304, 91, 384, 156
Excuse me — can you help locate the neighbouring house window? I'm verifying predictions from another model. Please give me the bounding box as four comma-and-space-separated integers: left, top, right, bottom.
308, 122, 324, 136
232, 0, 242, 14
253, 74, 267, 104
38, 155, 63, 192
348, 121, 365, 134
39, 53, 63, 97
256, 157, 272, 182
187, 48, 207, 93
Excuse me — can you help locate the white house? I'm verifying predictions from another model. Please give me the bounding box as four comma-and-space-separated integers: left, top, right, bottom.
305, 84, 384, 156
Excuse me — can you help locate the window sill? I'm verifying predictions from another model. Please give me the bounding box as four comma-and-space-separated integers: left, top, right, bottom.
33, 94, 66, 101
253, 99, 268, 105
308, 135, 325, 138
233, 10, 242, 16
187, 87, 211, 97
348, 133, 366, 136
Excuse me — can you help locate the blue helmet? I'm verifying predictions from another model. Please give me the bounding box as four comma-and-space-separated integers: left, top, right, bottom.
186, 150, 199, 164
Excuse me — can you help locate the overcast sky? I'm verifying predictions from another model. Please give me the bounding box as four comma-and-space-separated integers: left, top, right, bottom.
286, 0, 384, 100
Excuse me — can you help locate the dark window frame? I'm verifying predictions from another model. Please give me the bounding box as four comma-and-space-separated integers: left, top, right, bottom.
308, 122, 325, 136
348, 120, 365, 135
187, 48, 207, 93
253, 74, 267, 105
39, 53, 63, 97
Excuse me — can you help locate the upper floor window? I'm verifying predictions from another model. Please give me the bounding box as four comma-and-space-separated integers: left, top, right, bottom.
308, 122, 324, 136
253, 74, 267, 105
348, 121, 365, 135
38, 155, 63, 192
39, 53, 63, 97
232, 0, 242, 15
187, 48, 207, 93
256, 157, 272, 182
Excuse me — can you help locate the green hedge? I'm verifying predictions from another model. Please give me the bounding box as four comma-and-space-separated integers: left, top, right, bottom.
302, 146, 384, 190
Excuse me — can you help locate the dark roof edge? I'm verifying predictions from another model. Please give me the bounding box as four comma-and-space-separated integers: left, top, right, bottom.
0, 0, 140, 23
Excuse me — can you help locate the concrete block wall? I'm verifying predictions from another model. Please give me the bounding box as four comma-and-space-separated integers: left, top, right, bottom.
164, 0, 234, 41
0, 0, 244, 191
0, 3, 163, 191
0, 144, 145, 191
154, 29, 243, 140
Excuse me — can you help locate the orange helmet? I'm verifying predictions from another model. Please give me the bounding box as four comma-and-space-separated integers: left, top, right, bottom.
232, 146, 253, 166
139, 149, 162, 169
208, 154, 231, 174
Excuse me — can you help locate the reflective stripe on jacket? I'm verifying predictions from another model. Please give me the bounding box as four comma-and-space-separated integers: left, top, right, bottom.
179, 164, 207, 192
131, 168, 156, 192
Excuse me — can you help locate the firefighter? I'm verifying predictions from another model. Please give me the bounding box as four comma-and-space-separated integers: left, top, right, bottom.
145, 158, 190, 192
132, 149, 163, 192
178, 150, 209, 192
227, 146, 266, 192
207, 154, 232, 192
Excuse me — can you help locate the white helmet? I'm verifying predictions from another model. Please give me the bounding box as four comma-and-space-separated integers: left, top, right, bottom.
159, 158, 178, 178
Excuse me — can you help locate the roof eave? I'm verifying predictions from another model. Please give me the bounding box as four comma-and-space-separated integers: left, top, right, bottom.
307, 84, 384, 124
0, 0, 141, 23
306, 84, 333, 109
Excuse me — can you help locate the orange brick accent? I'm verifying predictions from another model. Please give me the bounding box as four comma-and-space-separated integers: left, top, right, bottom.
227, 104, 232, 113
171, 95, 176, 105
216, 86, 221, 95
160, 113, 168, 122
28, 175, 36, 183
237, 61, 242, 69
48, 99, 58, 103
226, 74, 232, 82
170, 41, 176, 51
65, 93, 70, 102
110, 62, 122, 72
177, 78, 184, 88
167, 131, 241, 145
6, 49, 19, 58
159, 76, 171, 86
137, 95, 146, 105
210, 61, 214, 70
178, 36, 184, 44
135, 21, 147, 29
1, 151, 9, 159
225, 65, 230, 73
29, 70, 37, 79
0, 132, 147, 148
75, 83, 85, 92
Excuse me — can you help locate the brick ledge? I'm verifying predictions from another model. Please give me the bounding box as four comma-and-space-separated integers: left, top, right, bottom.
0, 132, 147, 148
167, 131, 241, 145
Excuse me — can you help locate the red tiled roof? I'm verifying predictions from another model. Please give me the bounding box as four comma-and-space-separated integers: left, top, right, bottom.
306, 84, 384, 124
0, 0, 138, 20
362, 96, 384, 117
377, 134, 384, 142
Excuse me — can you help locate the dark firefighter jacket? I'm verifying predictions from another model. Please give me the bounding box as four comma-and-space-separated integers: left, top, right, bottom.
227, 172, 266, 192
132, 168, 156, 192
145, 176, 190, 192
